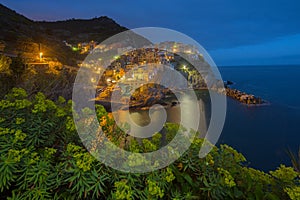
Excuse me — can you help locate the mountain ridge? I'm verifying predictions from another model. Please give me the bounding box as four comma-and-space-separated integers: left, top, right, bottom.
0, 3, 146, 66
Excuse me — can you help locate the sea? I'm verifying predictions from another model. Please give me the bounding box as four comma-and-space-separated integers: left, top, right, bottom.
115, 65, 300, 172
218, 65, 300, 171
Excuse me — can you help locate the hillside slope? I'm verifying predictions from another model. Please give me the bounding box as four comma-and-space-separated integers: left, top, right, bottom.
0, 4, 149, 66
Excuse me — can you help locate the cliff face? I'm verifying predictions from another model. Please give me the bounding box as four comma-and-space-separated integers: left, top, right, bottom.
0, 4, 146, 65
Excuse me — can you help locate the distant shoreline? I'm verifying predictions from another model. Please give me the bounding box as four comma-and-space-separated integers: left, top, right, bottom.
218, 64, 300, 68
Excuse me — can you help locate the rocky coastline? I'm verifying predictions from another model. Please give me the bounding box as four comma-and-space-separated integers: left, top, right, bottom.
94, 86, 180, 111
128, 86, 179, 110
223, 80, 267, 105
95, 81, 267, 111
225, 87, 266, 105
127, 84, 268, 108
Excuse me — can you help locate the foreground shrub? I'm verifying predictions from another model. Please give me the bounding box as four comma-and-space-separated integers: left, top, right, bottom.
0, 88, 299, 199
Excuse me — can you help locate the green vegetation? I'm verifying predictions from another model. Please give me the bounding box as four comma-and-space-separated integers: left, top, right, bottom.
0, 54, 25, 96
0, 54, 76, 100
287, 147, 300, 172
0, 88, 299, 199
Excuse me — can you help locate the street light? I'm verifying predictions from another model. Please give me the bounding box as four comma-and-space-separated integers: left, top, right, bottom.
39, 52, 43, 61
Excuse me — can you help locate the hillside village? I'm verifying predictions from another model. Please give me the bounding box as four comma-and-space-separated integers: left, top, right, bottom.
0, 3, 264, 105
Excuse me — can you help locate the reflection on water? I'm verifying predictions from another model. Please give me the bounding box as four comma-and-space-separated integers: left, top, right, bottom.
113, 90, 211, 137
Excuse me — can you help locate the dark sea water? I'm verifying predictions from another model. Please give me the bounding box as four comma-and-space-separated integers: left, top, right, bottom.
218, 65, 300, 171
115, 65, 300, 172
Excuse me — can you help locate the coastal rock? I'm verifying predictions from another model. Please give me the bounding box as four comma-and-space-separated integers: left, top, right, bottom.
226, 88, 265, 105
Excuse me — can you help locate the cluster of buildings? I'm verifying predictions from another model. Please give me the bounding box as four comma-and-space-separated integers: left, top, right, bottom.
155, 41, 199, 54
101, 48, 174, 87
63, 40, 209, 94
64, 40, 202, 57
98, 47, 207, 94
63, 40, 98, 54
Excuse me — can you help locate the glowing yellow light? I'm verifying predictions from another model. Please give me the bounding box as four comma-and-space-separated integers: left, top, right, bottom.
39, 52, 43, 61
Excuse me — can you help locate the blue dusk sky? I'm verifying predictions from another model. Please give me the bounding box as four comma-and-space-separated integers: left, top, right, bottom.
1, 0, 300, 66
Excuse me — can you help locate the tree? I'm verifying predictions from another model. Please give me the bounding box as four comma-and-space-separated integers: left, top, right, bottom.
0, 54, 12, 75
10, 54, 25, 80
10, 54, 25, 86
0, 55, 13, 97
